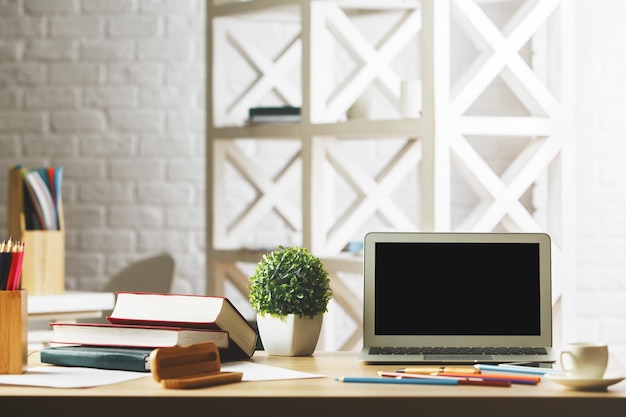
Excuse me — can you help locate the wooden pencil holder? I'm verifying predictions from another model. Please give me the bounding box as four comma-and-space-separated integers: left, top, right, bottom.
0, 289, 28, 374
7, 168, 65, 295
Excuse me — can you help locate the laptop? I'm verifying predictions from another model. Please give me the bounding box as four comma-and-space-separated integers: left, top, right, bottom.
359, 231, 556, 364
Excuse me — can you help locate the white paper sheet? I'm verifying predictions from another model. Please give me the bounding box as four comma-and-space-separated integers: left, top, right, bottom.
0, 366, 148, 388
222, 361, 325, 381
0, 361, 325, 388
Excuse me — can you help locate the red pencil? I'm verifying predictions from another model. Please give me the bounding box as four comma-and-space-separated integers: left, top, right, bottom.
377, 371, 511, 387
6, 241, 25, 290
436, 372, 540, 385
457, 378, 512, 387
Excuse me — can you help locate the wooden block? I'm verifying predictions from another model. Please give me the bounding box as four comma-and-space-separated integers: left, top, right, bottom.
149, 342, 243, 389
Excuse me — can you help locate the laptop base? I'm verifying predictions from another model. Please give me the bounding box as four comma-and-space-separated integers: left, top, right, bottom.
359, 347, 556, 365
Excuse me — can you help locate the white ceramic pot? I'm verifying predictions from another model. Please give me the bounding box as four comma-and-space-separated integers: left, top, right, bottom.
256, 313, 323, 356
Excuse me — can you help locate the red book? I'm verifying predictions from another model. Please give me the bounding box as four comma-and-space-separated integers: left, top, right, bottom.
107, 292, 258, 360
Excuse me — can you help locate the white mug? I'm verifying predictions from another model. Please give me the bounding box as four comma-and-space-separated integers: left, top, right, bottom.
559, 342, 608, 379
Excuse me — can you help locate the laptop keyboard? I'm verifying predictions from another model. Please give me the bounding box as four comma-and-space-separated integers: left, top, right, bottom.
369, 347, 548, 355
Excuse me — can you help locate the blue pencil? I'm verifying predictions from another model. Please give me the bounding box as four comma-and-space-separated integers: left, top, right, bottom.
476, 363, 559, 375
336, 376, 457, 386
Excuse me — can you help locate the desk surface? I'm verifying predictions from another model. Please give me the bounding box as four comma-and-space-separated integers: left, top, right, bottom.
2, 351, 626, 417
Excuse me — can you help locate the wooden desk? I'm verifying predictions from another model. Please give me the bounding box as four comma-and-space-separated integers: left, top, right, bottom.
1, 351, 625, 417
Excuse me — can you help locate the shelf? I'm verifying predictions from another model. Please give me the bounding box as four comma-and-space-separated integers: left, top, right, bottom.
208, 115, 554, 142
210, 0, 300, 18
212, 248, 363, 273
208, 118, 424, 139
207, 0, 575, 350
210, 0, 421, 18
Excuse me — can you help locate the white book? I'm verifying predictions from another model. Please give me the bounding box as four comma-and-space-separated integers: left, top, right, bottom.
50, 322, 229, 349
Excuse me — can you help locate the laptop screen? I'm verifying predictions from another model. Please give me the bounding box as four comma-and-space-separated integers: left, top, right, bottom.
374, 242, 541, 336
363, 232, 553, 348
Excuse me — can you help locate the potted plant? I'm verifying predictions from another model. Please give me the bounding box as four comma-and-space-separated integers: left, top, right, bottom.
249, 246, 333, 356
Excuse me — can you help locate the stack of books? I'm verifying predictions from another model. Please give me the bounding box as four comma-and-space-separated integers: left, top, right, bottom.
245, 106, 301, 125
40, 292, 258, 372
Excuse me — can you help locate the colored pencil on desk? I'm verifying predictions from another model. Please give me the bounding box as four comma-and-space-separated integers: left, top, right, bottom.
337, 376, 506, 387
395, 366, 479, 374
436, 372, 540, 385
476, 363, 559, 375
377, 371, 511, 387
337, 376, 458, 386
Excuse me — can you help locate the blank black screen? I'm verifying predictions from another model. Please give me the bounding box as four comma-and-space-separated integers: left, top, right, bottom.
374, 242, 541, 336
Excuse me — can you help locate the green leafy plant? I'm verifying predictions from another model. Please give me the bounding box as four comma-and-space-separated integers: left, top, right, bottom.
249, 246, 333, 319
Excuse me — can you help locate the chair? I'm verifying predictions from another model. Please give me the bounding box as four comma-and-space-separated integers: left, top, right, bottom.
85, 253, 175, 324
101, 252, 175, 294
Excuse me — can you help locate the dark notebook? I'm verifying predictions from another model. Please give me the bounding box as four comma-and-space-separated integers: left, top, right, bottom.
40, 346, 154, 372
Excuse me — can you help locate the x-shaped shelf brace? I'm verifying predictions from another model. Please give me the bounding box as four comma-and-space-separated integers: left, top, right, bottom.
447, 0, 566, 230
311, 3, 421, 122
213, 140, 302, 248
314, 137, 422, 253
451, 0, 561, 117
451, 131, 561, 232
213, 19, 302, 125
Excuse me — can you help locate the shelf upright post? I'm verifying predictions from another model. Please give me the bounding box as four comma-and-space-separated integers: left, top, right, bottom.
206, 0, 217, 296
419, 0, 452, 232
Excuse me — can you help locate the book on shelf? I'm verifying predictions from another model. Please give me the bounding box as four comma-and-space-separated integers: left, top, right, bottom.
49, 322, 229, 349
107, 292, 258, 360
40, 345, 154, 373
249, 105, 300, 116
12, 164, 63, 231
246, 106, 301, 124
25, 170, 58, 230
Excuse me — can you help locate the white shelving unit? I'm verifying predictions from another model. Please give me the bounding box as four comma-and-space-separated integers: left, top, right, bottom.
206, 0, 574, 351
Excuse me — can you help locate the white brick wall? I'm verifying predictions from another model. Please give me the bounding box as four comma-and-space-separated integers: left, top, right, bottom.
2, 0, 626, 360
0, 0, 206, 294
575, 0, 626, 362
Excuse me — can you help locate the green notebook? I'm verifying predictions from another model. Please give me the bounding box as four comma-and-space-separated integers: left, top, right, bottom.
40, 346, 154, 373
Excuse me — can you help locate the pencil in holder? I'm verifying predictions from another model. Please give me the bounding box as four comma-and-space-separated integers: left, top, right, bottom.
0, 289, 28, 374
